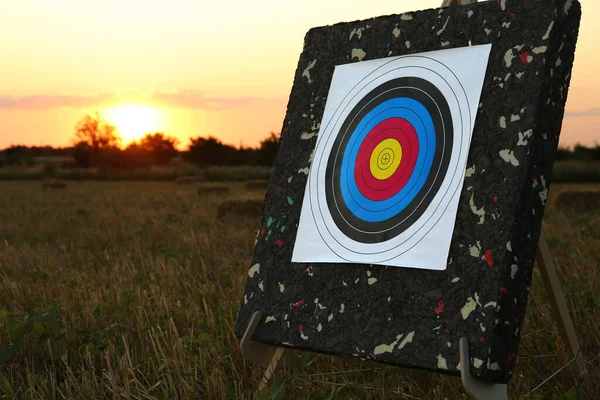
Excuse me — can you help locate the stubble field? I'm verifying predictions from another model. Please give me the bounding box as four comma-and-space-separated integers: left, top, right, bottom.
0, 181, 598, 399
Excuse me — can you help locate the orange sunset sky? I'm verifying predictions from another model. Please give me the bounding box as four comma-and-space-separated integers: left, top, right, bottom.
1, 0, 598, 150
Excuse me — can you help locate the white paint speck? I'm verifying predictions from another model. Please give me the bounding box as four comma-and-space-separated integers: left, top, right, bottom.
437, 16, 450, 36
339, 303, 345, 313
473, 358, 484, 368
258, 280, 264, 291
351, 48, 366, 61
392, 26, 401, 38
405, 40, 411, 49
511, 264, 518, 279
298, 167, 309, 175
467, 10, 474, 18
301, 131, 316, 140
349, 27, 366, 40
511, 114, 521, 122
401, 13, 413, 21
504, 49, 516, 68
437, 354, 448, 370
539, 175, 548, 205
564, 0, 573, 15
517, 129, 533, 146
469, 193, 486, 224
469, 241, 481, 258
302, 60, 317, 82
533, 46, 547, 54
265, 316, 276, 323
317, 323, 322, 332
451, 277, 460, 283
441, 41, 450, 47
248, 263, 260, 278
499, 149, 520, 167
499, 116, 507, 129
328, 313, 334, 322
368, 277, 378, 285
542, 21, 554, 41
461, 297, 477, 320
465, 165, 475, 177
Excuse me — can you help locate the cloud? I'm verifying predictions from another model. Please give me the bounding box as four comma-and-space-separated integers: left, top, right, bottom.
565, 107, 600, 117
0, 91, 285, 111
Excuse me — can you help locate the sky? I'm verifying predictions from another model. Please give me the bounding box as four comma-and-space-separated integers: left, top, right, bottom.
0, 0, 598, 150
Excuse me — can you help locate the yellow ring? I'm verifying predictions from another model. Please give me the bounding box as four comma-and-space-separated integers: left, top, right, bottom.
369, 138, 402, 180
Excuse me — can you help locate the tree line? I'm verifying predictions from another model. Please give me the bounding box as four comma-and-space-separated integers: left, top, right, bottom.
1, 112, 598, 169
0, 112, 280, 169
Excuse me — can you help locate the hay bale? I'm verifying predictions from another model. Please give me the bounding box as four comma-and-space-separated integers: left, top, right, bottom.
42, 180, 67, 189
555, 191, 600, 213
216, 199, 263, 220
175, 176, 204, 185
245, 180, 270, 190
197, 186, 230, 196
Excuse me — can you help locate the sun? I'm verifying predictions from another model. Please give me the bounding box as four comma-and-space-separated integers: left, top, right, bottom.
103, 104, 163, 144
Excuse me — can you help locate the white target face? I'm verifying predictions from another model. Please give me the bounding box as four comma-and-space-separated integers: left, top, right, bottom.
292, 45, 491, 270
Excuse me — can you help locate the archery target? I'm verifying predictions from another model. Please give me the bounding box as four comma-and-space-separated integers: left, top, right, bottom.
292, 45, 491, 270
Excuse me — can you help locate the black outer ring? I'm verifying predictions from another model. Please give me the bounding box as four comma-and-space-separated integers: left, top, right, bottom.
324, 77, 453, 244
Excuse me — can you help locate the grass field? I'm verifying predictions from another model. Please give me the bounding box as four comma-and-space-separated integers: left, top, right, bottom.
0, 181, 598, 399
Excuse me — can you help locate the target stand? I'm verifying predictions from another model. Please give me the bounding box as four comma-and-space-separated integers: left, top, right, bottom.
240, 231, 585, 398
239, 0, 585, 398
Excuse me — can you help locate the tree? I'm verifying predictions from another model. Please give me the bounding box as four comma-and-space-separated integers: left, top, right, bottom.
138, 132, 179, 166
184, 136, 237, 166
73, 112, 120, 150
257, 132, 280, 166
72, 112, 121, 167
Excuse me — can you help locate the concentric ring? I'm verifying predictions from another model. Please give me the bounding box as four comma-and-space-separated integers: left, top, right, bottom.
325, 77, 453, 242
307, 55, 472, 263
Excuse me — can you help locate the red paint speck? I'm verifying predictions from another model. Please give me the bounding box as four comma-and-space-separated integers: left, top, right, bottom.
293, 299, 305, 311
480, 337, 485, 342
519, 51, 532, 64
274, 239, 283, 248
507, 353, 517, 362
453, 313, 459, 319
499, 287, 509, 295
548, 88, 553, 96
495, 267, 499, 272
298, 324, 303, 332
443, 328, 450, 334
509, 12, 516, 20
261, 227, 266, 236
412, 308, 417, 315
484, 249, 494, 267
493, 195, 498, 202
434, 300, 445, 315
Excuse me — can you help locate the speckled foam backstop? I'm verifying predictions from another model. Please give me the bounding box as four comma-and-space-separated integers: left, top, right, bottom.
235, 0, 581, 383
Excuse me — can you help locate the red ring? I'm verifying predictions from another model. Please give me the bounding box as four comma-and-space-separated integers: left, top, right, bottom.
353, 118, 419, 201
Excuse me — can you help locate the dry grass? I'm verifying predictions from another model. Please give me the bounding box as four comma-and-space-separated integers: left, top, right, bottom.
175, 176, 204, 185
244, 180, 270, 191
42, 180, 67, 190
0, 181, 597, 399
197, 186, 230, 196
216, 199, 263, 221
554, 190, 600, 214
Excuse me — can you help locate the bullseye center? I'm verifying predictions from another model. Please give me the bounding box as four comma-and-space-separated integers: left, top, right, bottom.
369, 138, 402, 181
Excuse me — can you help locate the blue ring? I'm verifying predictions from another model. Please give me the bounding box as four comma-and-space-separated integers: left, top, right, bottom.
339, 98, 436, 222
